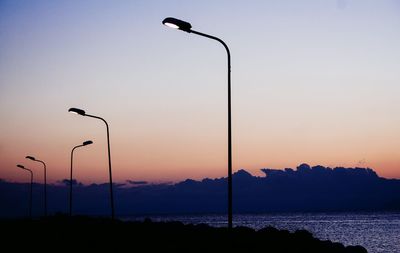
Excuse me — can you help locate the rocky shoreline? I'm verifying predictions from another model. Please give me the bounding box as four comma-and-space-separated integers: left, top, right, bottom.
1, 215, 367, 252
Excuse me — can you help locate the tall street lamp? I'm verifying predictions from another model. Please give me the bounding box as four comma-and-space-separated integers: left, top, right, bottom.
26, 156, 47, 217
17, 164, 33, 219
68, 107, 115, 220
162, 17, 233, 229
69, 140, 93, 216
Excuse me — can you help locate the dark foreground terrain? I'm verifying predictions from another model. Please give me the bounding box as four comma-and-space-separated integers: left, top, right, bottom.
1, 215, 367, 252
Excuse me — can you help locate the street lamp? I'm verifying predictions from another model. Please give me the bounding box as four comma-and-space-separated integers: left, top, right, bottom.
17, 164, 33, 219
162, 17, 233, 229
26, 156, 47, 217
69, 140, 93, 216
68, 107, 115, 220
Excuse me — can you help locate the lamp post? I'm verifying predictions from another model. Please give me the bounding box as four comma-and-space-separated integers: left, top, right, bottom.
162, 17, 233, 229
26, 156, 47, 217
17, 164, 33, 219
68, 107, 115, 220
69, 140, 93, 216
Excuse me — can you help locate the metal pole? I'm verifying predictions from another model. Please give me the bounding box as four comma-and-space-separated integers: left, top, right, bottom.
37, 160, 47, 217
70, 145, 82, 216
105, 121, 115, 220
86, 114, 115, 220
190, 30, 232, 229
29, 170, 33, 219
70, 147, 74, 216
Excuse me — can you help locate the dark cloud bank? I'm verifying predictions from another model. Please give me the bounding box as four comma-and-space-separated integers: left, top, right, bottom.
1, 164, 400, 217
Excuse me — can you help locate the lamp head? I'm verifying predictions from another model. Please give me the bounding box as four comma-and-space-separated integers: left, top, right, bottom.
26, 156, 36, 161
162, 17, 192, 33
68, 108, 86, 116
83, 140, 93, 146
17, 164, 25, 169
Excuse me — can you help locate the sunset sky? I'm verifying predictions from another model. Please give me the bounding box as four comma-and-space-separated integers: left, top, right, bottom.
1, 0, 399, 184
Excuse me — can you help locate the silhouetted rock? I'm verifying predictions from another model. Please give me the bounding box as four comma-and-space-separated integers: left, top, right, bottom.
346, 245, 368, 253
0, 216, 368, 252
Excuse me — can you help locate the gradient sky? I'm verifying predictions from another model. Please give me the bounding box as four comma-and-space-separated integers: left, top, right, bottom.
1, 0, 400, 184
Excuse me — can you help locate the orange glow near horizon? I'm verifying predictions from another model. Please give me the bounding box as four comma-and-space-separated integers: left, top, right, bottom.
2, 120, 400, 184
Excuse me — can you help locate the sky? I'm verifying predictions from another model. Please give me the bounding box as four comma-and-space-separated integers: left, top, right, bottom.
1, 0, 399, 184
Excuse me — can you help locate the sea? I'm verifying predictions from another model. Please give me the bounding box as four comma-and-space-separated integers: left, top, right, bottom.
125, 212, 400, 253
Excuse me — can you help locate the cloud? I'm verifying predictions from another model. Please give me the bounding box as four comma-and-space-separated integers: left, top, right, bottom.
1, 164, 399, 217
59, 179, 82, 186
127, 180, 148, 185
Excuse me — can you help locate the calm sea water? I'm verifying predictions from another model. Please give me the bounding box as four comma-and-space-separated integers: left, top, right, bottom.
126, 212, 400, 253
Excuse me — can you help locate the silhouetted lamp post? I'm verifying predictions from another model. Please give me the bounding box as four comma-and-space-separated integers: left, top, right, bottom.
68, 107, 115, 220
17, 164, 33, 219
26, 156, 47, 217
162, 17, 233, 229
69, 140, 93, 216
